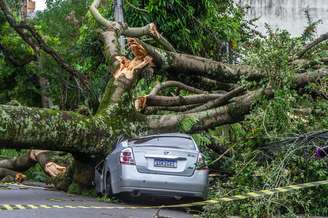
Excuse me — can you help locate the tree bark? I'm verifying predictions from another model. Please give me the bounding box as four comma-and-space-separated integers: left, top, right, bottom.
0, 105, 111, 154
139, 41, 262, 82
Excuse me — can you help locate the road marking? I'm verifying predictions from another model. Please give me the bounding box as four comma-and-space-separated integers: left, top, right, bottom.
0, 179, 328, 211
39, 204, 52, 209
2, 204, 14, 210
64, 205, 76, 208
26, 204, 38, 209
77, 206, 89, 208
51, 205, 64, 208
14, 204, 26, 210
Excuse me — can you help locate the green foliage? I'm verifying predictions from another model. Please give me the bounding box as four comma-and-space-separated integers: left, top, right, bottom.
242, 29, 297, 88
26, 164, 47, 182
203, 143, 328, 217
301, 8, 322, 42
202, 28, 328, 217
124, 0, 249, 59
178, 116, 199, 132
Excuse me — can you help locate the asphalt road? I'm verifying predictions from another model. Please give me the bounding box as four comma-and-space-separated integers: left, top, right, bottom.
0, 183, 194, 218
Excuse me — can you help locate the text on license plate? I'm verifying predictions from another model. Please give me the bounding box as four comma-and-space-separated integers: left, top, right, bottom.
154, 159, 177, 168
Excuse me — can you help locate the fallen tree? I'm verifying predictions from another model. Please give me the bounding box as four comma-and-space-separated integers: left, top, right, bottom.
0, 0, 327, 191
0, 150, 66, 182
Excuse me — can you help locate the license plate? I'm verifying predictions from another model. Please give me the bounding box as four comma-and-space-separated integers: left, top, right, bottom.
154, 159, 177, 168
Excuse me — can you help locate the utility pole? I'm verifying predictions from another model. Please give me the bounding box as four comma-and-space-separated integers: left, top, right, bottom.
113, 0, 125, 51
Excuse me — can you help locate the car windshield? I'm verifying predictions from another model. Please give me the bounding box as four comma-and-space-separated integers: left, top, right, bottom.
129, 136, 196, 150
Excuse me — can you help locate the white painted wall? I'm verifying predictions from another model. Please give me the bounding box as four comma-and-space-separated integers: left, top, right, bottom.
235, 0, 328, 36
35, 0, 46, 11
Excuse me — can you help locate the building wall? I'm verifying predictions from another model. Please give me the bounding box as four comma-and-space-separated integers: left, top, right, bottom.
27, 0, 36, 14
235, 0, 328, 36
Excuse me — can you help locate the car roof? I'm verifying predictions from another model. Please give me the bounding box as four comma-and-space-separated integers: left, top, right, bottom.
128, 133, 192, 141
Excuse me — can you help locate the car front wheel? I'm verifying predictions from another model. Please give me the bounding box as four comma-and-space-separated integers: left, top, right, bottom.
105, 172, 113, 197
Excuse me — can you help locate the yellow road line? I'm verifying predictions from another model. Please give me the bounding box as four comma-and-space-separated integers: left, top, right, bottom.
2, 204, 14, 210
26, 204, 38, 209
64, 205, 77, 209
39, 204, 52, 209
51, 205, 64, 208
14, 204, 26, 210
77, 206, 89, 208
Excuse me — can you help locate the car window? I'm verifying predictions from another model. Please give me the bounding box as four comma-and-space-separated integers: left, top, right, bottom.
129, 136, 196, 150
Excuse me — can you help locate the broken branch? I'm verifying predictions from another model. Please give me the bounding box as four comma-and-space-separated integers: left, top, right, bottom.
297, 32, 328, 59
186, 86, 246, 113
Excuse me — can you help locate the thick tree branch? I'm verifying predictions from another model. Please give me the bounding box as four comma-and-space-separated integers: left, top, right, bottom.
144, 104, 201, 114
0, 150, 37, 172
186, 86, 245, 113
295, 67, 328, 88
0, 105, 112, 155
97, 38, 154, 113
123, 23, 175, 52
145, 68, 328, 132
149, 80, 208, 96
135, 93, 223, 111
101, 30, 121, 71
196, 76, 237, 91
0, 150, 66, 178
137, 40, 262, 82
0, 152, 66, 182
89, 0, 116, 28
0, 168, 25, 182
146, 89, 269, 132
297, 32, 328, 59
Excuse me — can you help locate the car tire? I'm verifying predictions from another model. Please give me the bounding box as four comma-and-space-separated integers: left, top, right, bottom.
105, 172, 113, 197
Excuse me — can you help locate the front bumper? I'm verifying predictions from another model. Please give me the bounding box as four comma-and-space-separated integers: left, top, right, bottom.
115, 165, 208, 199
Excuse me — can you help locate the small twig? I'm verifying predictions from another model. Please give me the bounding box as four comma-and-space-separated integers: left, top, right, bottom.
207, 147, 233, 167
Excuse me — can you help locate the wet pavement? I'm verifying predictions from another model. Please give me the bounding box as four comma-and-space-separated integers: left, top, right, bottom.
0, 183, 194, 218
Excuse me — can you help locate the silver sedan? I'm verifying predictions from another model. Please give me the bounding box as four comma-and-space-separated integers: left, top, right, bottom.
95, 133, 209, 200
